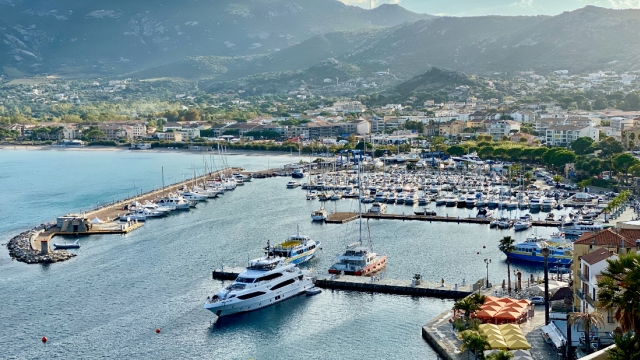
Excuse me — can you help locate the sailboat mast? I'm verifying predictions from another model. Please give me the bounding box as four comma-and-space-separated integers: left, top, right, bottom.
162, 166, 165, 190
357, 151, 363, 244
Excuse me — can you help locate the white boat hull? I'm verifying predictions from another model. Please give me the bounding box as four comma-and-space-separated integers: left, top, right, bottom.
204, 278, 314, 317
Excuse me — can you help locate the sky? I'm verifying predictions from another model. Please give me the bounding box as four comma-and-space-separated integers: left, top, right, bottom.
339, 0, 640, 16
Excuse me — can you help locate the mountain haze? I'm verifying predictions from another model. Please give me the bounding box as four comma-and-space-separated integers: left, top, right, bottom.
0, 0, 430, 76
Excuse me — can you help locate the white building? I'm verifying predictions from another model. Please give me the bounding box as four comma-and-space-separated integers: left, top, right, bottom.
545, 124, 599, 146
486, 120, 520, 140
578, 248, 618, 332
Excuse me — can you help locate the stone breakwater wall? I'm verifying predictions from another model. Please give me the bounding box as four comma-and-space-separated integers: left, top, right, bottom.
7, 223, 75, 264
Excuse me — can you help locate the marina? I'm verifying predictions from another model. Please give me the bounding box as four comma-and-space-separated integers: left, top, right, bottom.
0, 149, 628, 359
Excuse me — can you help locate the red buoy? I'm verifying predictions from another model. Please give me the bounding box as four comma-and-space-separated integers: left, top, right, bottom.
155, 328, 161, 333
41, 336, 47, 343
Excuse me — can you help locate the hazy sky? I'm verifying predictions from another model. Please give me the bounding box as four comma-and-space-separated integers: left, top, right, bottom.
339, 0, 640, 16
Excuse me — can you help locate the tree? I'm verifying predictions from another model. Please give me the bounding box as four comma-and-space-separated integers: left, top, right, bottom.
453, 297, 482, 318
478, 146, 494, 158
82, 126, 106, 141
571, 137, 595, 155
507, 147, 522, 161
493, 147, 507, 159
460, 330, 489, 360
599, 137, 625, 158
447, 145, 466, 156
184, 109, 201, 122
629, 164, 640, 178
593, 98, 608, 110
531, 147, 548, 162
486, 350, 514, 360
568, 310, 605, 355
597, 252, 640, 335
498, 236, 516, 293
549, 150, 576, 169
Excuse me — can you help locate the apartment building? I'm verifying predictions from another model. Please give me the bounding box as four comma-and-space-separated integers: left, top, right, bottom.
545, 124, 599, 146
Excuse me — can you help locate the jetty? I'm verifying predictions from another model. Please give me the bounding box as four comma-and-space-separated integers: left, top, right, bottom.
10, 167, 241, 264
212, 267, 474, 299
325, 212, 561, 227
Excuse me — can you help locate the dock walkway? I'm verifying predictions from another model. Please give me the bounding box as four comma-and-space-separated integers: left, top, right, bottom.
211, 268, 472, 299
326, 212, 561, 227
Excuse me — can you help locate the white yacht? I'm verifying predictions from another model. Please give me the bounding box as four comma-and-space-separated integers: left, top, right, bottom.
204, 253, 314, 317
271, 229, 321, 265
157, 193, 191, 210
435, 196, 446, 206
368, 202, 387, 214
561, 223, 604, 236
542, 198, 557, 211
465, 195, 477, 207
311, 208, 327, 222
530, 196, 544, 210
445, 196, 457, 207
286, 181, 300, 189
180, 191, 208, 202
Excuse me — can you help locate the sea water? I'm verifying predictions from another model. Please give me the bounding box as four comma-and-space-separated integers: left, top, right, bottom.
0, 149, 561, 359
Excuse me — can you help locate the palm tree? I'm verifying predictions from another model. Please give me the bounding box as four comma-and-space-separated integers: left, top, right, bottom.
568, 310, 605, 354
498, 236, 516, 293
486, 350, 514, 360
453, 297, 482, 318
469, 292, 486, 306
552, 174, 562, 187
597, 252, 640, 335
460, 330, 489, 360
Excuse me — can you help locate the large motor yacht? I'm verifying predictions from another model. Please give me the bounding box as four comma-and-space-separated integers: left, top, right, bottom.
506, 236, 573, 266
204, 252, 314, 317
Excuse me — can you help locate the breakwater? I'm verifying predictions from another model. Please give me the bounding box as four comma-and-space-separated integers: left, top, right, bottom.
7, 223, 76, 264
8, 167, 241, 264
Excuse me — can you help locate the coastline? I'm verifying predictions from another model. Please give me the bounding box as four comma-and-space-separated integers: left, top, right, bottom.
0, 144, 319, 158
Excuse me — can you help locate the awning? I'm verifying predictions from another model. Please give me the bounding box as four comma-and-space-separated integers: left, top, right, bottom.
541, 323, 565, 348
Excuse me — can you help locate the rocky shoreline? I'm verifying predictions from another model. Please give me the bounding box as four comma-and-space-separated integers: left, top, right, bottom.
7, 223, 76, 264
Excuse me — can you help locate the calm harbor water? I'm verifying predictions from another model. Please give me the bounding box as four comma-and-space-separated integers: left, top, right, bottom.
0, 149, 563, 359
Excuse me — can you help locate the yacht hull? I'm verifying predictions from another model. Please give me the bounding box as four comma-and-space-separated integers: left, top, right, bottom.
204, 279, 314, 317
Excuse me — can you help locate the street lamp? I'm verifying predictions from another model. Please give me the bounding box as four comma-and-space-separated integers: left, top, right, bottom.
484, 258, 491, 288
541, 247, 550, 325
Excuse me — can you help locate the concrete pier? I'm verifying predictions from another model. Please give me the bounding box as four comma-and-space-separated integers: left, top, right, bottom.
325, 212, 562, 227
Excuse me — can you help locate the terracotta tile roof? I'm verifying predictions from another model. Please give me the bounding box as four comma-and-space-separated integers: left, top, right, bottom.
574, 228, 637, 247
619, 229, 640, 242
580, 248, 615, 266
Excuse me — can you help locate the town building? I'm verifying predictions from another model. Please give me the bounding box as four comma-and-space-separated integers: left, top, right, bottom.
545, 124, 599, 146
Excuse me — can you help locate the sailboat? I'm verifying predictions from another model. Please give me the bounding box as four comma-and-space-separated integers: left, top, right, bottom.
329, 151, 387, 276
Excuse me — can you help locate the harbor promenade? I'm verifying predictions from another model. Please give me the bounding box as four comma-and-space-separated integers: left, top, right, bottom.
422, 291, 559, 360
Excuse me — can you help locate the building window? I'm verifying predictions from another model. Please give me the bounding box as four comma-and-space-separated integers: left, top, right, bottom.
608, 309, 615, 323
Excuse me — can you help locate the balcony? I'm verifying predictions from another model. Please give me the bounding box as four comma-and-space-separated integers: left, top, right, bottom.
576, 289, 586, 300
586, 294, 598, 308
577, 270, 590, 284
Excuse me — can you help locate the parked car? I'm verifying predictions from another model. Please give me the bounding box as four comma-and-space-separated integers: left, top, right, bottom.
529, 296, 545, 305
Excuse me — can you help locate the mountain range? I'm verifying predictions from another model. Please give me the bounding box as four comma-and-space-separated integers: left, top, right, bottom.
2, 2, 640, 90
0, 0, 429, 76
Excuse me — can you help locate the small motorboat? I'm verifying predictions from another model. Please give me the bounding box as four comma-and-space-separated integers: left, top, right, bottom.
53, 240, 80, 249
414, 209, 436, 216
306, 288, 322, 296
